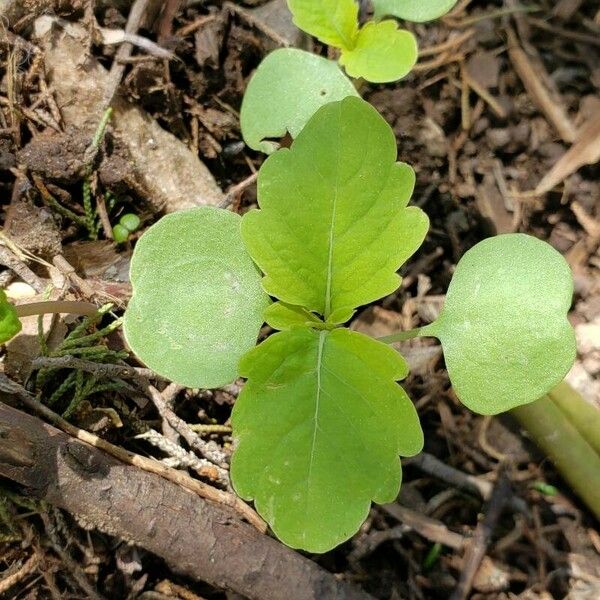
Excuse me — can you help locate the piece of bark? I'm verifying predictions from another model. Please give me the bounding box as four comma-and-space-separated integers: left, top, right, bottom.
0, 401, 373, 600
474, 176, 513, 235
33, 17, 224, 213
536, 112, 600, 195
507, 29, 577, 144
553, 0, 584, 20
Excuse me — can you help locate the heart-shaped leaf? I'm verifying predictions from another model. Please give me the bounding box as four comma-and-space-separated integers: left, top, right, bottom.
287, 0, 358, 49
124, 207, 270, 389
242, 97, 428, 324
0, 290, 21, 344
231, 327, 423, 552
421, 234, 576, 415
373, 0, 459, 21
241, 49, 359, 154
339, 21, 418, 83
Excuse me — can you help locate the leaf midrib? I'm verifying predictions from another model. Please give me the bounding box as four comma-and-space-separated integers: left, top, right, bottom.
306, 330, 327, 519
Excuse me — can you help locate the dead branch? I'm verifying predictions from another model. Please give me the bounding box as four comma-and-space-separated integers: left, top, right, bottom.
0, 401, 374, 600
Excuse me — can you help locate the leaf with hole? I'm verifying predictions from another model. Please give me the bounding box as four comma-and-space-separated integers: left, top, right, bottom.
339, 21, 418, 83
231, 326, 423, 552
373, 0, 459, 21
421, 234, 576, 415
123, 207, 270, 389
242, 97, 428, 324
241, 49, 359, 154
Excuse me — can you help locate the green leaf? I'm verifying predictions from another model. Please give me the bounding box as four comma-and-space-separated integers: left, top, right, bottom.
422, 234, 576, 415
241, 49, 359, 154
339, 21, 418, 83
231, 327, 423, 552
264, 302, 324, 330
287, 0, 359, 49
123, 207, 270, 389
373, 0, 459, 21
0, 290, 21, 344
242, 97, 428, 324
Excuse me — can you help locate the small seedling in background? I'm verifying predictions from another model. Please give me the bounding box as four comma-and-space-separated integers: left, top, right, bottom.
124, 98, 575, 552
113, 213, 142, 244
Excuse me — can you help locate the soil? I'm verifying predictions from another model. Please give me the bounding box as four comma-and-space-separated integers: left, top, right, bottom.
0, 1, 599, 599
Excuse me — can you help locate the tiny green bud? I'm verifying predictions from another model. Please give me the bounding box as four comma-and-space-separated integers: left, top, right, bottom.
120, 213, 141, 233
113, 224, 130, 243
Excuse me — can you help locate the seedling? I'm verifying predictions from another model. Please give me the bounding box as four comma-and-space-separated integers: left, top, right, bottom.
124, 98, 575, 552
241, 0, 458, 153
113, 213, 142, 244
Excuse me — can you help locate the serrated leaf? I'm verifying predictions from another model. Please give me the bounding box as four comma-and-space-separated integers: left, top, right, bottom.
124, 207, 269, 389
373, 0, 459, 21
339, 21, 418, 83
242, 97, 429, 324
287, 0, 359, 49
0, 290, 21, 344
231, 327, 423, 552
241, 48, 359, 154
264, 302, 323, 330
422, 234, 576, 415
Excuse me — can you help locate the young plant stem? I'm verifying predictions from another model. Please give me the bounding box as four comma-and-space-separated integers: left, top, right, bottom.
548, 381, 600, 456
378, 324, 434, 344
511, 383, 600, 520
15, 301, 99, 319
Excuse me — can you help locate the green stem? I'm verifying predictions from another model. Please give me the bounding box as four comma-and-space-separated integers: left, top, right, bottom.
378, 323, 436, 344
15, 301, 99, 319
511, 384, 600, 520
548, 381, 600, 456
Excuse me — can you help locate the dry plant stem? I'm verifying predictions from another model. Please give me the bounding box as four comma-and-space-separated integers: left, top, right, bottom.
506, 28, 577, 143
0, 246, 45, 293
511, 387, 600, 520
31, 356, 164, 384
382, 503, 466, 550
405, 452, 528, 515
147, 384, 229, 469
0, 554, 38, 595
15, 301, 99, 318
0, 373, 266, 532
103, 0, 154, 108
450, 469, 512, 600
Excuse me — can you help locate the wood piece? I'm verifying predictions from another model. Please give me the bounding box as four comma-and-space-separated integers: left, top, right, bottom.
382, 502, 466, 550
0, 401, 374, 600
405, 452, 528, 514
507, 28, 577, 144
535, 113, 600, 195
0, 373, 264, 532
450, 470, 512, 600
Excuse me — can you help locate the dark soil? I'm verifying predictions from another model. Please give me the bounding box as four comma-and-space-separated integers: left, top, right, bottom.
0, 1, 599, 599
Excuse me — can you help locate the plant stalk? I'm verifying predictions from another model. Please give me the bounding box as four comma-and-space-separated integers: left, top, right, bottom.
511, 383, 600, 520
548, 381, 600, 456
15, 301, 99, 319
379, 325, 434, 344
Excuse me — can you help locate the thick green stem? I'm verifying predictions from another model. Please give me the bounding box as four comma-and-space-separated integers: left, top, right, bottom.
511, 384, 600, 520
548, 381, 600, 456
15, 301, 99, 319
